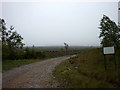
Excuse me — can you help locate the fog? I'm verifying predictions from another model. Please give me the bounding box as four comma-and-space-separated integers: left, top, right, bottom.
2, 2, 118, 46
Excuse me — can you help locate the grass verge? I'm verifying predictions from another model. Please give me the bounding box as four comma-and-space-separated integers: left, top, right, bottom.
2, 59, 43, 72
2, 55, 72, 72
53, 48, 120, 88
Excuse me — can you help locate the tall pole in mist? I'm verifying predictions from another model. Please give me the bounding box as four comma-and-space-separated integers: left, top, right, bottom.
118, 1, 120, 26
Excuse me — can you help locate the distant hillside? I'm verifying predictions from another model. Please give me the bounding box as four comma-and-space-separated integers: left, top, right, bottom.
23, 46, 100, 51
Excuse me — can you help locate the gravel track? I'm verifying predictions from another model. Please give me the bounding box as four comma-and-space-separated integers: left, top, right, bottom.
2, 55, 74, 88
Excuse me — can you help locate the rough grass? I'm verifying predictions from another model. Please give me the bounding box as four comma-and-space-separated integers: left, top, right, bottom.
53, 48, 120, 88
2, 59, 42, 72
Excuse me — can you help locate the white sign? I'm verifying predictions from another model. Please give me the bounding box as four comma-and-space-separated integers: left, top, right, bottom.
103, 46, 115, 54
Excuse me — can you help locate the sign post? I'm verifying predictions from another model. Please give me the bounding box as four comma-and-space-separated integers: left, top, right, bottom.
114, 54, 117, 70
103, 46, 116, 70
103, 54, 107, 70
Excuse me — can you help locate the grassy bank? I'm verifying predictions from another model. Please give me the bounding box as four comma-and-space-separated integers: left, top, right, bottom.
2, 59, 43, 72
53, 48, 120, 88
2, 54, 73, 72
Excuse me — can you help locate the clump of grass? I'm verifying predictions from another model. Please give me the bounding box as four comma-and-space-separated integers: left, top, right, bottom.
53, 48, 120, 88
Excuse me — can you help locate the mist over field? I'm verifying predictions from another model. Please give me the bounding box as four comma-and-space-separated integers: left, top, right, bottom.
2, 2, 118, 46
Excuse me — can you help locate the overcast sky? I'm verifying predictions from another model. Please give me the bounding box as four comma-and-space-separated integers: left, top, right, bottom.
2, 2, 118, 46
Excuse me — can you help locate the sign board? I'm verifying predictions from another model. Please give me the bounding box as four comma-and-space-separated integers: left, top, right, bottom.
103, 46, 115, 54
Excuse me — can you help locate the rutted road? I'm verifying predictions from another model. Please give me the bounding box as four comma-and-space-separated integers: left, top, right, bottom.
3, 55, 75, 88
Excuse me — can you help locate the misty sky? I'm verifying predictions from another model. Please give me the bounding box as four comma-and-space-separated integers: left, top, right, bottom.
2, 2, 118, 46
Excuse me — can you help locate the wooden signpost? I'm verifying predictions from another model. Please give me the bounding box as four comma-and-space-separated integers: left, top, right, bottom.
103, 46, 116, 70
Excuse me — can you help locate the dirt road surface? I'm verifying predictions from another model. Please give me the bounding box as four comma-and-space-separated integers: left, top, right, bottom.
3, 55, 75, 88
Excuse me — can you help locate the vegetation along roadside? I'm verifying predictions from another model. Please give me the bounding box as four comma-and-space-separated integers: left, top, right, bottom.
53, 48, 120, 88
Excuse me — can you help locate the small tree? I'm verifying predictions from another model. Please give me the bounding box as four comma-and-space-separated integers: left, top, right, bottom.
0, 18, 25, 59
1, 19, 24, 49
99, 15, 120, 49
64, 43, 69, 54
